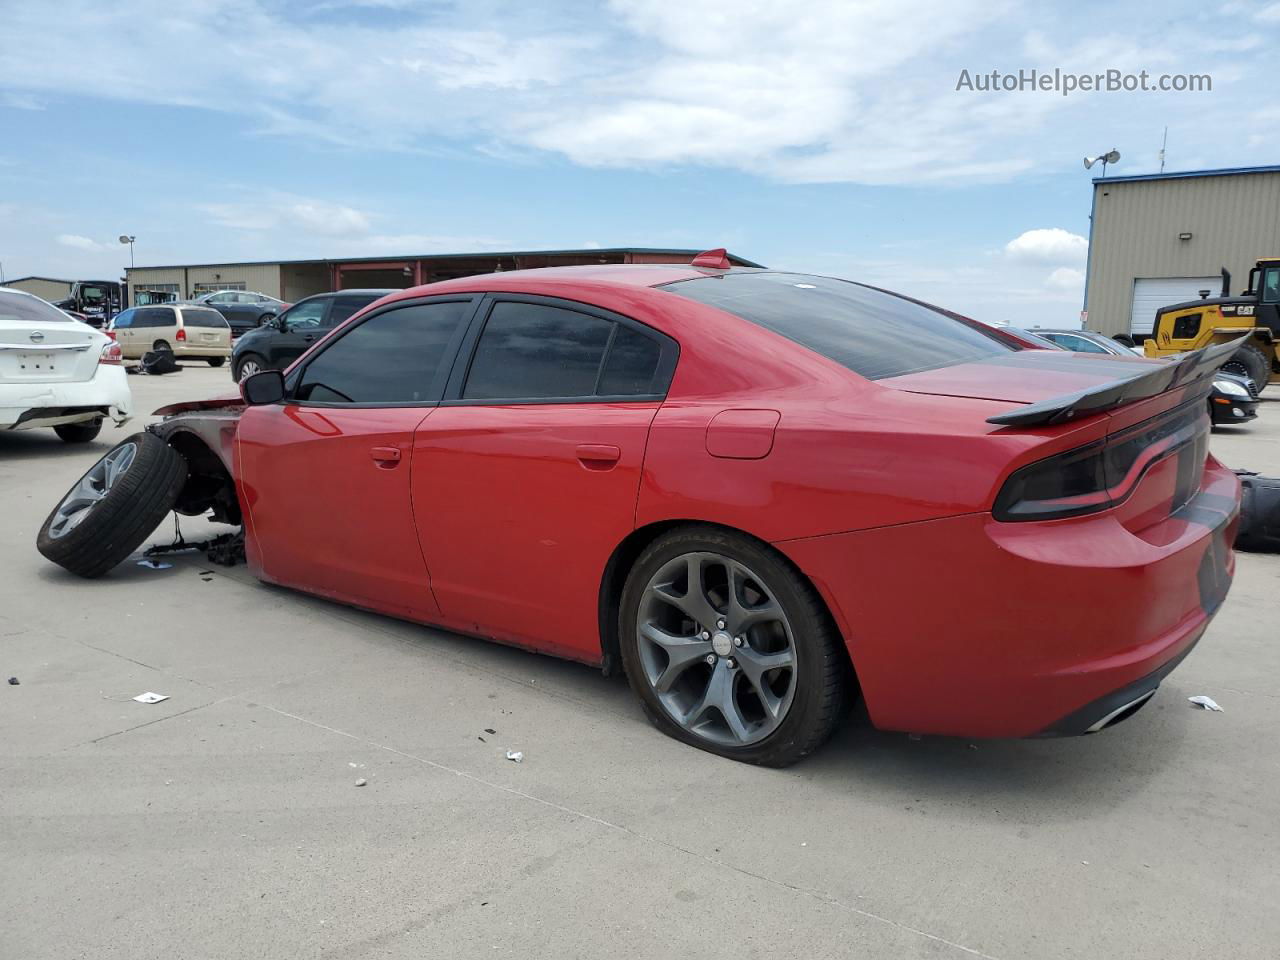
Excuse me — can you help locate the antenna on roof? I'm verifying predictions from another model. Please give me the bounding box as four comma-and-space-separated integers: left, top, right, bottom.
691, 248, 732, 269
1159, 127, 1167, 173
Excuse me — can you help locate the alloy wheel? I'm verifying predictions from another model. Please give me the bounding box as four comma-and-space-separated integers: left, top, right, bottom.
637, 551, 798, 746
48, 442, 137, 539
238, 359, 261, 381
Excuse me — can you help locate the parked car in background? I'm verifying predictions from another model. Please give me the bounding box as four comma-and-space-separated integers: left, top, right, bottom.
1037, 329, 1144, 356
1037, 327, 1259, 426
40, 262, 1241, 766
107, 305, 232, 366
1, 287, 130, 443
192, 290, 288, 336
230, 289, 392, 381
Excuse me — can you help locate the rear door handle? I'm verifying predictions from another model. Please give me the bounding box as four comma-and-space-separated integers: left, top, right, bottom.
370, 446, 402, 466
576, 443, 621, 469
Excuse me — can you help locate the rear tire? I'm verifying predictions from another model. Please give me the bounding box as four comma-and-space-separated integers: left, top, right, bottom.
618, 525, 848, 767
153, 339, 172, 353
258, 313, 275, 327
37, 432, 188, 578
53, 419, 103, 444
207, 356, 226, 367
1222, 342, 1270, 396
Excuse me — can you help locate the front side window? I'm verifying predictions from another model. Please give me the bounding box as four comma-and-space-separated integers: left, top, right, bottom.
664, 272, 1014, 381
1262, 268, 1280, 304
295, 301, 470, 404
112, 309, 135, 329
284, 299, 328, 330
462, 301, 667, 401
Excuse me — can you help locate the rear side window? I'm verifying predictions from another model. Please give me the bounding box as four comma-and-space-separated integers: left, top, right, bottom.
664, 272, 1014, 380
182, 308, 229, 328
328, 295, 377, 327
295, 301, 470, 404
136, 307, 175, 328
462, 301, 667, 401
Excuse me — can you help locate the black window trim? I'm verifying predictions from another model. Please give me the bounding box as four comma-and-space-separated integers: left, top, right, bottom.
441, 293, 679, 407
283, 294, 482, 409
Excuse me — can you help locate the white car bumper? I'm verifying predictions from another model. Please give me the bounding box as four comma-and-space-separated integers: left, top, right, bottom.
0, 365, 133, 430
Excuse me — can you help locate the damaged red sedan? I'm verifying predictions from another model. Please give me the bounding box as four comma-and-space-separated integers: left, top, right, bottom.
38, 256, 1241, 765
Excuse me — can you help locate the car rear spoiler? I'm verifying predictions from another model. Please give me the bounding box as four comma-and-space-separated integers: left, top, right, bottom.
986, 335, 1245, 427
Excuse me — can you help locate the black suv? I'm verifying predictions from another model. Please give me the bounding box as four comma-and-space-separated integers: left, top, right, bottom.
230, 290, 393, 381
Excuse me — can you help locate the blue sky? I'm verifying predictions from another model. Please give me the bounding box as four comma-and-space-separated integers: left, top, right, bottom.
2, 0, 1278, 325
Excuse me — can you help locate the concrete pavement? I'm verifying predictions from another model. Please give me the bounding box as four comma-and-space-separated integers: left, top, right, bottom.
2, 364, 1278, 959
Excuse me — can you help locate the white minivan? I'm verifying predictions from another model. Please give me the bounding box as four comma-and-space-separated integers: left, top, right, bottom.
109, 304, 232, 366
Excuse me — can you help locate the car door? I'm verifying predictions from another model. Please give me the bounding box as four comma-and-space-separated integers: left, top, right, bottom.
236, 297, 477, 618
109, 309, 135, 355
411, 295, 677, 662
269, 297, 330, 369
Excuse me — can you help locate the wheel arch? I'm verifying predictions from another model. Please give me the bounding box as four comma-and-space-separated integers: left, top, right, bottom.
597, 519, 857, 691
157, 427, 242, 526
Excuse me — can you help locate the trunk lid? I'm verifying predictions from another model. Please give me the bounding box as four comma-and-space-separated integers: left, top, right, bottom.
0, 320, 103, 384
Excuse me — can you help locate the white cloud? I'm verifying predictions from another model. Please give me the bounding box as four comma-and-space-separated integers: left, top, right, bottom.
1005, 228, 1088, 265
1255, 2, 1280, 21
1045, 266, 1085, 291
0, 91, 44, 110
200, 196, 373, 237
56, 234, 105, 252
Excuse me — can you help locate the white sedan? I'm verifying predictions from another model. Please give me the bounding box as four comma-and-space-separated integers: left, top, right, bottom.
1, 287, 132, 443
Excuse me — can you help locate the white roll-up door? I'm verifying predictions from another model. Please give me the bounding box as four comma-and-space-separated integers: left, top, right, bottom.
1130, 277, 1222, 335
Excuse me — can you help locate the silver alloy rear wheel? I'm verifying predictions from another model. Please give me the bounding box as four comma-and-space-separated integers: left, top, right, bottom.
636, 551, 798, 747
47, 442, 137, 539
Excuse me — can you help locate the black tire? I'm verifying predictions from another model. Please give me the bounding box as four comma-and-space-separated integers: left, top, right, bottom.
1222, 342, 1271, 396
618, 525, 848, 767
207, 356, 226, 367
1113, 334, 1136, 348
37, 432, 188, 578
234, 353, 266, 382
153, 339, 172, 353
53, 419, 103, 444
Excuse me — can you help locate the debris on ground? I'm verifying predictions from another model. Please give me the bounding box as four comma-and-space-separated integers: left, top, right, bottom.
133, 692, 169, 704
355, 778, 368, 787
484, 728, 496, 735
478, 736, 486, 742
505, 750, 524, 763
7, 677, 18, 686
1188, 695, 1224, 712
136, 559, 172, 570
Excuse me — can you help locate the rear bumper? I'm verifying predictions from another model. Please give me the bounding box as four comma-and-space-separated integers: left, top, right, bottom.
0, 365, 132, 430
778, 456, 1240, 738
174, 342, 231, 358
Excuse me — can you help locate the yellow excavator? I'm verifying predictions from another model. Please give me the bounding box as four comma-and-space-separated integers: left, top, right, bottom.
1144, 257, 1280, 393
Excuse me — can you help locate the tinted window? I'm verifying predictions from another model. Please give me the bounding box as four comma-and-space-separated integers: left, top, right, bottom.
328, 295, 378, 327
135, 307, 174, 328
112, 309, 135, 329
665, 272, 1014, 380
0, 291, 73, 323
183, 308, 229, 328
295, 301, 468, 404
599, 324, 662, 395
464, 302, 614, 400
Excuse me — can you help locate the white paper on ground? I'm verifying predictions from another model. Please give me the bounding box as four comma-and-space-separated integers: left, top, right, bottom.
1188, 695, 1223, 712
133, 692, 169, 704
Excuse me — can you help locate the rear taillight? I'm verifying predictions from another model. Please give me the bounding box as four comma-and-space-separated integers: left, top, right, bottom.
99, 342, 123, 365
104, 329, 116, 340
993, 395, 1208, 522
176, 327, 187, 342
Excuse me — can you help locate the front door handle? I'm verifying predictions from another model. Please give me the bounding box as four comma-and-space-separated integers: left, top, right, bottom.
576, 443, 621, 470
303, 334, 317, 342
370, 446, 402, 467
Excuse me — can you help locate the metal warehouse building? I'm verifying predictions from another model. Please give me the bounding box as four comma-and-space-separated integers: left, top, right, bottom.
123, 247, 762, 304
0, 275, 73, 301
1084, 165, 1280, 338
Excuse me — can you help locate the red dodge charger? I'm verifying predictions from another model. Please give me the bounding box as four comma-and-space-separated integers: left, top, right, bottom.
39, 254, 1241, 765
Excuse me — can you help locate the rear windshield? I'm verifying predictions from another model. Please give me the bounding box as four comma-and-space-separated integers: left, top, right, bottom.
0, 291, 73, 323
182, 307, 229, 328
663, 272, 1015, 380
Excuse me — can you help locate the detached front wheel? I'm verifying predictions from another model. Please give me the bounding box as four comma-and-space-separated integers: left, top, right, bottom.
619, 526, 848, 767
37, 432, 188, 578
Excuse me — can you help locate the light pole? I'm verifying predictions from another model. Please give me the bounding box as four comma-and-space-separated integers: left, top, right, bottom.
118, 235, 136, 268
